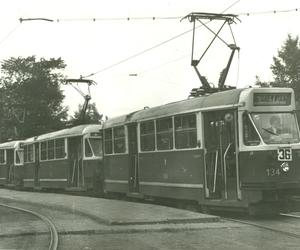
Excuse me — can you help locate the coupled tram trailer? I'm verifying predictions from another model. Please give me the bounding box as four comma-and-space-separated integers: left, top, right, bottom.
0, 124, 103, 191
0, 140, 24, 187
103, 87, 300, 214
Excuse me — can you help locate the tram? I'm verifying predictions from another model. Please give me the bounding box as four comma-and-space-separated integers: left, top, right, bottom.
21, 124, 103, 191
0, 140, 24, 187
103, 87, 300, 213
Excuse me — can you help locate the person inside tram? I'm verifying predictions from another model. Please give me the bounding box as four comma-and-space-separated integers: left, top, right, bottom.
262, 115, 282, 140
268, 115, 282, 135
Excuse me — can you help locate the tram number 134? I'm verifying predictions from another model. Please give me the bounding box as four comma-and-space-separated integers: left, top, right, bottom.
266, 168, 280, 177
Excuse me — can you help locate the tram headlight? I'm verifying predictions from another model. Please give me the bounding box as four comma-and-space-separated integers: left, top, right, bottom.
280, 162, 290, 173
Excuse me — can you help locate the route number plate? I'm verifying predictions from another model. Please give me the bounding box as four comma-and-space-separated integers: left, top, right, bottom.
277, 148, 292, 161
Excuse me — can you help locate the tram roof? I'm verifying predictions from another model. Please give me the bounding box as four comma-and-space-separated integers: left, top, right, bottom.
35, 124, 102, 142
0, 140, 23, 149
104, 88, 245, 127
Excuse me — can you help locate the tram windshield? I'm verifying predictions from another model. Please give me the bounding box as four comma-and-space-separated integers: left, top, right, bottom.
251, 112, 300, 144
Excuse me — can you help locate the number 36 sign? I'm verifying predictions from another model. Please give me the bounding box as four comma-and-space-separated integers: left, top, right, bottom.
277, 148, 292, 161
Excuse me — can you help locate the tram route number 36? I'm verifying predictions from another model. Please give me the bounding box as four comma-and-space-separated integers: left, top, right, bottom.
277, 148, 292, 161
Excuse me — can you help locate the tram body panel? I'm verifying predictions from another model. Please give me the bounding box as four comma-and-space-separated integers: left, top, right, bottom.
104, 154, 129, 193
239, 149, 300, 189
38, 159, 69, 188
139, 149, 205, 200
83, 159, 103, 190
0, 165, 6, 185
23, 161, 37, 188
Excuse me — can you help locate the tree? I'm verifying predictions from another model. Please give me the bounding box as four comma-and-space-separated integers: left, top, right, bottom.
70, 102, 103, 125
0, 56, 68, 141
254, 75, 270, 88
270, 34, 300, 100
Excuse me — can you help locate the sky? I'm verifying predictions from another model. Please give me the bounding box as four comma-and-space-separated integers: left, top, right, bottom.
0, 0, 300, 118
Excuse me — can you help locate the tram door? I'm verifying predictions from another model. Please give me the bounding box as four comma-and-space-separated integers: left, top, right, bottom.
6, 149, 14, 184
34, 142, 40, 186
203, 110, 239, 200
68, 137, 83, 188
127, 124, 139, 193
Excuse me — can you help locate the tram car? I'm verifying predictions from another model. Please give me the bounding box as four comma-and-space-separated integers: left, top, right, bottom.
103, 87, 300, 214
0, 140, 24, 187
21, 124, 103, 191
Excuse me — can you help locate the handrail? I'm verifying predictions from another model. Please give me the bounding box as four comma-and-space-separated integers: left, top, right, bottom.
213, 150, 218, 193
223, 143, 232, 200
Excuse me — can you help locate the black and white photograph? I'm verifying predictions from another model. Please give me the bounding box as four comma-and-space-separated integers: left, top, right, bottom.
0, 0, 300, 249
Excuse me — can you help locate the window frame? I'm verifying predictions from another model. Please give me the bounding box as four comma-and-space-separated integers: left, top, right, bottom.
15, 148, 24, 166
24, 144, 35, 163
104, 126, 127, 155
83, 134, 103, 159
174, 113, 198, 149
39, 138, 67, 162
0, 149, 6, 165
139, 112, 200, 153
140, 120, 156, 152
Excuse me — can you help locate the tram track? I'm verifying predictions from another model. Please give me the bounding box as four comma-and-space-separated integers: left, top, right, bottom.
221, 213, 300, 239
0, 202, 59, 250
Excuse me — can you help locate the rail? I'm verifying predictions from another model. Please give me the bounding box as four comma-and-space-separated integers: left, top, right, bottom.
0, 203, 58, 250
224, 216, 300, 239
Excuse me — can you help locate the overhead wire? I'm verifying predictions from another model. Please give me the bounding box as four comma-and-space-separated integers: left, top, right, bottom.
238, 7, 299, 16
82, 0, 242, 78
0, 23, 21, 46
56, 16, 182, 22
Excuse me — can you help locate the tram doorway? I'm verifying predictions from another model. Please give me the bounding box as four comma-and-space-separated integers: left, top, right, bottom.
127, 123, 139, 193
6, 149, 14, 185
34, 142, 40, 186
68, 137, 83, 188
203, 110, 240, 200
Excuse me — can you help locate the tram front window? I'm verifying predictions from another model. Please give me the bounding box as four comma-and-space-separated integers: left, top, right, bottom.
251, 113, 300, 144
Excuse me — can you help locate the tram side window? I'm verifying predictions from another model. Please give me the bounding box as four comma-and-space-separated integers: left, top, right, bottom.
243, 113, 260, 146
140, 120, 155, 151
41, 141, 47, 160
156, 117, 173, 150
90, 138, 102, 157
0, 149, 5, 164
15, 149, 23, 164
55, 139, 65, 159
175, 114, 197, 149
48, 140, 55, 160
85, 139, 93, 157
114, 126, 126, 153
104, 129, 113, 154
24, 144, 34, 163
85, 137, 102, 158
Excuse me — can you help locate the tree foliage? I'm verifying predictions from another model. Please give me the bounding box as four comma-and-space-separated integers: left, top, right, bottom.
270, 34, 300, 100
0, 56, 68, 141
70, 102, 103, 125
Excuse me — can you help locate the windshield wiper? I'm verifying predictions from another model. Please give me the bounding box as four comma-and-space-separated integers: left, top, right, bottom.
262, 128, 278, 136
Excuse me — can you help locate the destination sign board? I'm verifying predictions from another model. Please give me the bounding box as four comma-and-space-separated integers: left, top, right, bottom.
253, 93, 291, 106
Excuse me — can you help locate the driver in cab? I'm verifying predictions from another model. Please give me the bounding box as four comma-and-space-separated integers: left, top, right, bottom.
263, 115, 282, 141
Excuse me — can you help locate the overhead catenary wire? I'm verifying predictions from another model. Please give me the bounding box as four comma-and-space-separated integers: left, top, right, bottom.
16, 1, 299, 80
238, 7, 299, 16
82, 0, 242, 78
47, 6, 299, 22
0, 23, 21, 46
55, 16, 182, 22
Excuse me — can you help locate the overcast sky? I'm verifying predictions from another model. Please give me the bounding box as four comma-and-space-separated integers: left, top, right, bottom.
1, 0, 300, 118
